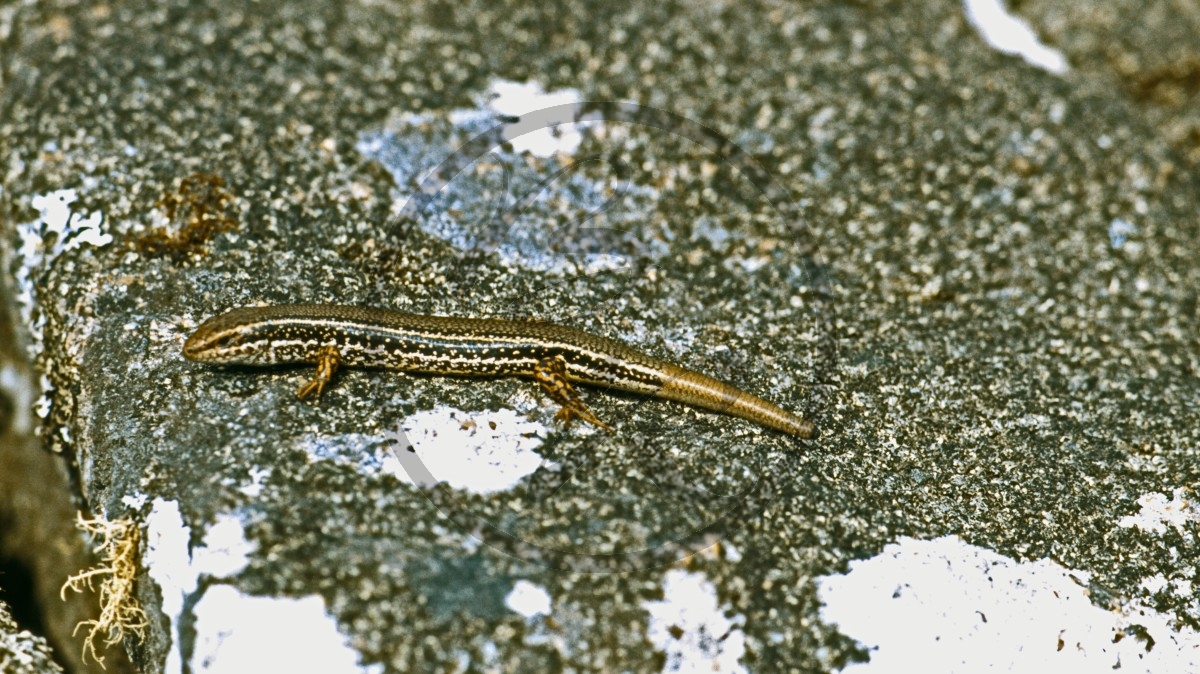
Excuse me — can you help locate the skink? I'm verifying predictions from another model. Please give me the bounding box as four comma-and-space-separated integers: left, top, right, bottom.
182, 304, 815, 439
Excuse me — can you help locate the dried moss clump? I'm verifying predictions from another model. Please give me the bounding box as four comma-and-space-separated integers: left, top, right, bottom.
137, 172, 237, 259
60, 514, 149, 667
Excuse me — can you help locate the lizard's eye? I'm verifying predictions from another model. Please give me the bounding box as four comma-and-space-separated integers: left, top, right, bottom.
214, 331, 244, 349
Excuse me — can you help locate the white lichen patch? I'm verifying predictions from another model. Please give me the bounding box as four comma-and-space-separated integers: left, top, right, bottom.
143, 498, 254, 674
484, 79, 586, 157
817, 535, 1200, 673
15, 189, 111, 355
381, 405, 549, 495
504, 580, 553, 620
963, 0, 1068, 74
1118, 488, 1199, 535
642, 569, 747, 673
191, 586, 381, 674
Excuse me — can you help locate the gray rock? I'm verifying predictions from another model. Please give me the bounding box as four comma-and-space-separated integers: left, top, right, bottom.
1, 0, 1197, 672
0, 599, 64, 674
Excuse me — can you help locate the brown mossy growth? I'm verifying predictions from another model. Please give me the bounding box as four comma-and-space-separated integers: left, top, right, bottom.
60, 514, 149, 668
1126, 55, 1200, 107
137, 173, 236, 259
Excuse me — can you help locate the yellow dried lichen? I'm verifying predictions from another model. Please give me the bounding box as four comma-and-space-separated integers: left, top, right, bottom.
60, 513, 149, 667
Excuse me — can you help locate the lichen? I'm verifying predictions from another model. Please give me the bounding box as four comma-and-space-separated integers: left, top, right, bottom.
136, 172, 237, 259
60, 513, 149, 668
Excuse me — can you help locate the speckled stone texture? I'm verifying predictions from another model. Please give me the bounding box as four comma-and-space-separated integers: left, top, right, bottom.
0, 599, 64, 674
1, 0, 1197, 672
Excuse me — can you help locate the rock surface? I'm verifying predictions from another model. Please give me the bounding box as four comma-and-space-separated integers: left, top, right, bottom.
1, 0, 1197, 672
0, 599, 63, 674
